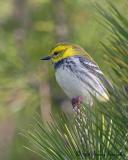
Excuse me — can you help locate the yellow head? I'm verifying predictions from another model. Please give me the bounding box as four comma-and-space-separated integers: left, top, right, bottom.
41, 43, 93, 63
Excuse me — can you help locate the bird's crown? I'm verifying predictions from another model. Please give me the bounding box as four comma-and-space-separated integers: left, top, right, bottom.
41, 43, 93, 63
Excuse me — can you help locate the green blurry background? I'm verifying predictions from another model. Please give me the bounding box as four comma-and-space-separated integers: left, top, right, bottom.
0, 0, 126, 159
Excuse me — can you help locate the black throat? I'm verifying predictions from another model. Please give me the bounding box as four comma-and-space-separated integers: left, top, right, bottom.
54, 59, 65, 70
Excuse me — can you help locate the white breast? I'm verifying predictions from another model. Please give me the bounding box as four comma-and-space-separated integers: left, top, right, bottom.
55, 66, 92, 103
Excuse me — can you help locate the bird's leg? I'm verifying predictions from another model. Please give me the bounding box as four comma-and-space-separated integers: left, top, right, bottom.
71, 96, 83, 113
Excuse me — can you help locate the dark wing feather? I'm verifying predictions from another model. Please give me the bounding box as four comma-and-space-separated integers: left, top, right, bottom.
79, 57, 114, 93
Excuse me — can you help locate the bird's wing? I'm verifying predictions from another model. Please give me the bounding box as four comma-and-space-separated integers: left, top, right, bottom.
78, 56, 113, 93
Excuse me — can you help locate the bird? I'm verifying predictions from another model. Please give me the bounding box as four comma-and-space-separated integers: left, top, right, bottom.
41, 43, 113, 111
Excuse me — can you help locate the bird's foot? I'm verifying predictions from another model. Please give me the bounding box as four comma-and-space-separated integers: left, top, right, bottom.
71, 96, 83, 113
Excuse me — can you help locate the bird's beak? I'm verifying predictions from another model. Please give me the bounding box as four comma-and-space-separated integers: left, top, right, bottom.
40, 55, 51, 60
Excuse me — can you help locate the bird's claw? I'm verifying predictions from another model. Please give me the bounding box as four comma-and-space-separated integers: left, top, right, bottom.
71, 96, 83, 113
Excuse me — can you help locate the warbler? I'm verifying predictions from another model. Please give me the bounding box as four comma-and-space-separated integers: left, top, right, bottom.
41, 43, 112, 110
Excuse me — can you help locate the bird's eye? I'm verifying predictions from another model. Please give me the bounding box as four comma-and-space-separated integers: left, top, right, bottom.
54, 51, 59, 56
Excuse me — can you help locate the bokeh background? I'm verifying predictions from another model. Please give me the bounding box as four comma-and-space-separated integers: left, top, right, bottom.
0, 0, 127, 159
